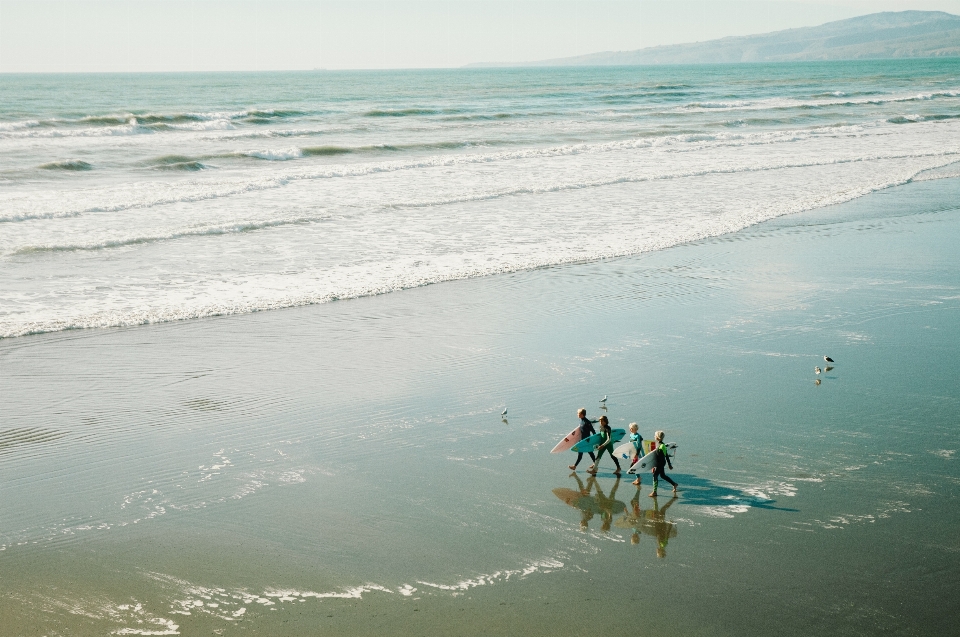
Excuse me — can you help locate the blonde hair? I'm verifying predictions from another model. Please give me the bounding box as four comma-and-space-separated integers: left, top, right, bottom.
577, 408, 586, 417
654, 430, 664, 442
629, 422, 638, 431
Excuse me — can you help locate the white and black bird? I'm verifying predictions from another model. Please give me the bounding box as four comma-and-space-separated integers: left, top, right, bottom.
501, 407, 508, 417
815, 367, 822, 375
823, 356, 835, 363
599, 395, 607, 404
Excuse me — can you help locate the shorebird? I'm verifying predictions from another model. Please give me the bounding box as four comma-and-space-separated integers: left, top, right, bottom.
599, 395, 607, 403
501, 408, 508, 417
823, 356, 835, 363
815, 367, 822, 375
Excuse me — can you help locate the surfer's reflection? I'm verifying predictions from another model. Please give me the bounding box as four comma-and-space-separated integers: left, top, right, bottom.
616, 491, 678, 558
552, 474, 626, 533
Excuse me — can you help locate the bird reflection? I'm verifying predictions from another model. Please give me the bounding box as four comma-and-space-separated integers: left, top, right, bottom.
815, 378, 821, 386
501, 418, 509, 424
824, 366, 834, 372
553, 474, 626, 533
615, 490, 678, 558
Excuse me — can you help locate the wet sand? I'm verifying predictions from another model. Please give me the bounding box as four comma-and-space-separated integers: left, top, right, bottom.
2, 178, 960, 636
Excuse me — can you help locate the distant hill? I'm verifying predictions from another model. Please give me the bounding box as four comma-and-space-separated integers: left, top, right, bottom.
467, 11, 960, 67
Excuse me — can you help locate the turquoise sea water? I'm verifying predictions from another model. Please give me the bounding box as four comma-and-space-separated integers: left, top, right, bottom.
2, 62, 960, 635
2, 60, 959, 338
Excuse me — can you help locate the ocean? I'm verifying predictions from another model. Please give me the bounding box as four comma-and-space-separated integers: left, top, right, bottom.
2, 59, 960, 339
2, 61, 960, 635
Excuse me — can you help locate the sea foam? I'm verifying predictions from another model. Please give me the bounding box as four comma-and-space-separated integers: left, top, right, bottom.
2, 65, 960, 339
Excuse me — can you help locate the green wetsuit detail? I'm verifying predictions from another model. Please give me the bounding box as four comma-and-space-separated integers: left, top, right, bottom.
651, 442, 677, 493
593, 428, 621, 468
594, 429, 612, 457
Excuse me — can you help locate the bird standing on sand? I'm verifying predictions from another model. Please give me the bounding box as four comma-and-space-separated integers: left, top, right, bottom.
824, 356, 835, 363
815, 367, 822, 375
600, 395, 607, 404
501, 408, 508, 417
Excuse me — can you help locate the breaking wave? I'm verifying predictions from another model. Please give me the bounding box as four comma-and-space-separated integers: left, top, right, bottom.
7, 149, 959, 257
1, 121, 956, 224
38, 160, 94, 171
3, 63, 960, 340
11, 216, 325, 256
364, 108, 440, 117
0, 109, 308, 139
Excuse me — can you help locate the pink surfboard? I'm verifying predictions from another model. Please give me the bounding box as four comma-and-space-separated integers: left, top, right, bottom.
550, 427, 583, 453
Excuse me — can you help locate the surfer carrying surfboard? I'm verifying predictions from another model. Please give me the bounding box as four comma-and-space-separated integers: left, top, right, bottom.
568, 409, 598, 471
628, 422, 645, 486
587, 415, 622, 476
648, 430, 678, 497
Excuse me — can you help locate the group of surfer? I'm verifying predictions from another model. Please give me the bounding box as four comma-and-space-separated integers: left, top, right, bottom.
569, 409, 678, 497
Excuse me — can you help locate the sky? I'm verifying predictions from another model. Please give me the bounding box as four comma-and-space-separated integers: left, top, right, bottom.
0, 0, 958, 72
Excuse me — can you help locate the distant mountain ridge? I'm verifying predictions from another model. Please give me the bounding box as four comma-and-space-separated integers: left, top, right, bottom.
467, 11, 960, 67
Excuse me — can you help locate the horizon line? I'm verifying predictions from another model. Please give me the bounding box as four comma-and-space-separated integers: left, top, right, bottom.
2, 56, 959, 77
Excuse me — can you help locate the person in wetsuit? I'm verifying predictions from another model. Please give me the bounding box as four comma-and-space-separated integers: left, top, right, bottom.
627, 422, 645, 485
587, 415, 622, 476
568, 408, 597, 471
648, 430, 678, 497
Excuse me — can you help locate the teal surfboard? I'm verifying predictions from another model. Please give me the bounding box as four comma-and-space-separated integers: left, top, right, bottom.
570, 428, 626, 453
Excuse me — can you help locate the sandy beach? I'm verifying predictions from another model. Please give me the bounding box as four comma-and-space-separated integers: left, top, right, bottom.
2, 174, 959, 635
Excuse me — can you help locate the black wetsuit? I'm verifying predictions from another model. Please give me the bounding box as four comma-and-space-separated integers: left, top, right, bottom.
571, 417, 597, 468
651, 443, 678, 493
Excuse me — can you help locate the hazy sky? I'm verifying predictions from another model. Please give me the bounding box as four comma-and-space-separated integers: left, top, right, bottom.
1, 0, 958, 72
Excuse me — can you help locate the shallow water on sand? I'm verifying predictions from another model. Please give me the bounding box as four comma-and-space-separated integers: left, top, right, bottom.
2, 178, 959, 635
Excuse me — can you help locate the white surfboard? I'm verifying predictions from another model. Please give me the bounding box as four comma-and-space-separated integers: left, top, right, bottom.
550, 427, 582, 454
613, 441, 643, 472
613, 441, 641, 466
627, 443, 677, 474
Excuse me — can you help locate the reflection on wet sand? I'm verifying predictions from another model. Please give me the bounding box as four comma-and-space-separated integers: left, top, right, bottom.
553, 474, 626, 532
553, 475, 680, 556
616, 491, 678, 558
553, 470, 799, 557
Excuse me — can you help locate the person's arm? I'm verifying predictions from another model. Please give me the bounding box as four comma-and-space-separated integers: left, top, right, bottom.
663, 444, 673, 470
595, 432, 609, 451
